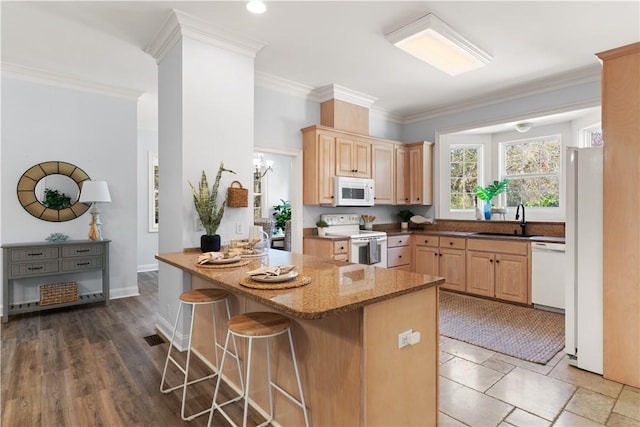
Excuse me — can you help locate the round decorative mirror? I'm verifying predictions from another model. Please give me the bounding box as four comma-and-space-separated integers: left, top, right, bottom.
17, 161, 91, 222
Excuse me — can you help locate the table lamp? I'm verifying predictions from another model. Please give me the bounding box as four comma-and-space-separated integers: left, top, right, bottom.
79, 180, 111, 240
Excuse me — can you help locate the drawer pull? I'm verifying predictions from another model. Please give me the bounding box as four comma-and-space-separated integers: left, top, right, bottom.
449, 242, 453, 245
76, 249, 91, 253
27, 266, 44, 270
424, 240, 429, 244
398, 240, 403, 244
27, 252, 43, 256
398, 255, 402, 258
77, 262, 91, 266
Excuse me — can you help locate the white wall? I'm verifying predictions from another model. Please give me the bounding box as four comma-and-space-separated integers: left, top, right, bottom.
1, 79, 139, 310
137, 128, 159, 271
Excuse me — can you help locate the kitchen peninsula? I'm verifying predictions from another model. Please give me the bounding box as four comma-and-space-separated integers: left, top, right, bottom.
156, 249, 443, 426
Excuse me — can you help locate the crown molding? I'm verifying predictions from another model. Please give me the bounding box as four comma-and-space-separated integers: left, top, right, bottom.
402, 64, 602, 124
145, 9, 267, 63
0, 62, 143, 100
311, 83, 378, 108
255, 71, 315, 99
370, 106, 404, 124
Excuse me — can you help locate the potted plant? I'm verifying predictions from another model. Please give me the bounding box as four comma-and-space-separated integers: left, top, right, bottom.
188, 162, 235, 252
398, 209, 414, 230
316, 219, 328, 237
475, 179, 509, 220
272, 199, 291, 234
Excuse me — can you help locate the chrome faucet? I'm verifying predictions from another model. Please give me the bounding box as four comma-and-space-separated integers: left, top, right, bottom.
515, 203, 526, 235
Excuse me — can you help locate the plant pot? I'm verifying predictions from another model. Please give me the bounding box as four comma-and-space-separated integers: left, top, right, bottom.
401, 222, 409, 230
484, 202, 492, 220
201, 234, 221, 252
317, 227, 326, 237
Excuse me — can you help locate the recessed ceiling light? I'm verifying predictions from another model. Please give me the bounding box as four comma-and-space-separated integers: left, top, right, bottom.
246, 0, 266, 14
515, 122, 533, 133
385, 13, 492, 76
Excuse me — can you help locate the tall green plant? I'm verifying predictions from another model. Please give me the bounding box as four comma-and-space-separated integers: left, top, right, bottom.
272, 199, 291, 233
188, 162, 235, 235
476, 179, 509, 202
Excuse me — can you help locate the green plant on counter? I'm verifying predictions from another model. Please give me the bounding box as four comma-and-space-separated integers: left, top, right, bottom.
398, 209, 414, 222
316, 219, 328, 228
188, 162, 235, 235
272, 199, 291, 233
475, 179, 509, 203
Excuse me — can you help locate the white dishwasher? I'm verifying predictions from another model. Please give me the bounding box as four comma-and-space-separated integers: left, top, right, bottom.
531, 241, 566, 312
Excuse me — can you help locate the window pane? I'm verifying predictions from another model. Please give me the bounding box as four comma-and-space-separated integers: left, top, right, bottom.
590, 129, 604, 147
506, 176, 559, 207
449, 146, 479, 210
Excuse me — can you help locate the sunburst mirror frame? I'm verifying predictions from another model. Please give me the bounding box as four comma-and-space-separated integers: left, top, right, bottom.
17, 161, 91, 222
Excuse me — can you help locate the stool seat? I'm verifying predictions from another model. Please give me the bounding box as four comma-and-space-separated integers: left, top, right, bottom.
180, 288, 228, 303
228, 312, 290, 337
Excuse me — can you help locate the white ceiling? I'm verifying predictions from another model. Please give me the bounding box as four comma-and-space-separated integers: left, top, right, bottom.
2, 1, 639, 130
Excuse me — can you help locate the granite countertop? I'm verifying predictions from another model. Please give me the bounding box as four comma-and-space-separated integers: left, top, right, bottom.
156, 249, 444, 320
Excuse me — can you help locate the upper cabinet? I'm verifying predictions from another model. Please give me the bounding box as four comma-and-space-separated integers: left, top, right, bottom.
372, 143, 395, 205
396, 141, 434, 206
302, 125, 433, 206
302, 127, 336, 205
336, 137, 371, 178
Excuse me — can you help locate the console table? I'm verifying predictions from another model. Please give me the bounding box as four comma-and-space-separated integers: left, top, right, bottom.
2, 240, 110, 322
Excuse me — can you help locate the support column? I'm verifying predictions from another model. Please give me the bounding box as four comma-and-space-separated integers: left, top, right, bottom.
146, 9, 265, 344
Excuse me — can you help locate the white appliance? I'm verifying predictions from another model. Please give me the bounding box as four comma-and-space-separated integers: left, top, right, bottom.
321, 213, 388, 268
565, 147, 603, 375
333, 177, 375, 207
531, 241, 566, 311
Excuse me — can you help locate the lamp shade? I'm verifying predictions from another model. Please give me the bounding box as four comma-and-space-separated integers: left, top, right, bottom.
79, 180, 111, 203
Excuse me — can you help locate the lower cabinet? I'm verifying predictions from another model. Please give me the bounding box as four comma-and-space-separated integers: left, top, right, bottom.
466, 239, 529, 304
303, 237, 349, 261
387, 234, 412, 271
413, 235, 465, 292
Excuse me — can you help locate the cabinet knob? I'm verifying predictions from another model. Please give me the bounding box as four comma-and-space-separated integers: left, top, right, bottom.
449, 242, 453, 245
434, 253, 438, 256
439, 253, 443, 257
340, 246, 344, 250
417, 197, 420, 201
399, 255, 402, 258
490, 259, 494, 263
425, 240, 429, 244
496, 259, 500, 263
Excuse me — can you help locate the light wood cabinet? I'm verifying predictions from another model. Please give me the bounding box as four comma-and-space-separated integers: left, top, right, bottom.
396, 142, 434, 206
387, 234, 412, 270
303, 237, 349, 261
336, 137, 371, 178
395, 146, 409, 205
466, 238, 529, 304
303, 128, 336, 205
414, 235, 465, 292
599, 42, 640, 387
372, 143, 395, 204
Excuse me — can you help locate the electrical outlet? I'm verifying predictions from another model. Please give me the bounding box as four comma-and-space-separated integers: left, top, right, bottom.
398, 329, 413, 349
235, 222, 243, 234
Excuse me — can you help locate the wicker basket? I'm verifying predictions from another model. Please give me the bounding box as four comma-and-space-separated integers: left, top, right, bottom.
39, 282, 78, 306
227, 180, 248, 207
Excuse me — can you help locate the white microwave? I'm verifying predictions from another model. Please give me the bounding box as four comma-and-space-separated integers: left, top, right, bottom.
333, 176, 375, 206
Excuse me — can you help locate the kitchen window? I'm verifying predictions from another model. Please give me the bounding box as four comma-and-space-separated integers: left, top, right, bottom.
581, 124, 603, 148
449, 145, 481, 210
500, 135, 561, 208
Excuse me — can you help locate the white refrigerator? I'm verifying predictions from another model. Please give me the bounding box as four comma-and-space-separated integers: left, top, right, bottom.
565, 147, 603, 375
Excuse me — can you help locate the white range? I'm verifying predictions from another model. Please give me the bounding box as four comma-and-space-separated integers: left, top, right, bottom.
321, 213, 388, 268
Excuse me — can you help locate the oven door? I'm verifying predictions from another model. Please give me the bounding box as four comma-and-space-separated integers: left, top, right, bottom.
349, 236, 388, 268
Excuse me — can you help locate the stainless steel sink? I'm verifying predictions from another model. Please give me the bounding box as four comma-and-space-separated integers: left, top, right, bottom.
471, 232, 535, 238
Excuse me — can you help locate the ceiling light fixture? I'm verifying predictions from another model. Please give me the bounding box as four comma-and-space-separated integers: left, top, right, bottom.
515, 122, 533, 133
385, 13, 492, 76
246, 0, 266, 14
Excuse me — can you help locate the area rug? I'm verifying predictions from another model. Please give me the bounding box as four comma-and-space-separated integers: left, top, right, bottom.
439, 291, 565, 364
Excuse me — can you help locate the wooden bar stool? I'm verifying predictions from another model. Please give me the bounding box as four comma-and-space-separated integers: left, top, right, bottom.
160, 288, 243, 421
208, 312, 309, 427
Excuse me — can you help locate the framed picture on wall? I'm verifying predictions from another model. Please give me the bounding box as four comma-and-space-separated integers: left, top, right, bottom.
148, 152, 159, 232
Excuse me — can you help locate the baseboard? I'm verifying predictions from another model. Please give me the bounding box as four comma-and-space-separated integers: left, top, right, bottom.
155, 315, 189, 351
109, 285, 140, 299
137, 263, 158, 273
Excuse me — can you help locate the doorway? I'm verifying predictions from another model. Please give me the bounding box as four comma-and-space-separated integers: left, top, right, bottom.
253, 145, 302, 253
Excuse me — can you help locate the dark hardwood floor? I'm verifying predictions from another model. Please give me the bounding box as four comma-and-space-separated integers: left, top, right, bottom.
1, 272, 262, 427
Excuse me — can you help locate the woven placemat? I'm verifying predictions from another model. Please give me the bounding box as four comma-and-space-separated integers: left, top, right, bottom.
196, 260, 251, 269
239, 275, 311, 290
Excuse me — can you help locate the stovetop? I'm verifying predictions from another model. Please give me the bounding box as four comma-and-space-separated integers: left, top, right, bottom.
321, 213, 387, 239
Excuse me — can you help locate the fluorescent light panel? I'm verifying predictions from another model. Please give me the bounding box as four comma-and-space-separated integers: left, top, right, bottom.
386, 13, 492, 76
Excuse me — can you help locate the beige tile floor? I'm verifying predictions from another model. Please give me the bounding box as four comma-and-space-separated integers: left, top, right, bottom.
438, 336, 640, 426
